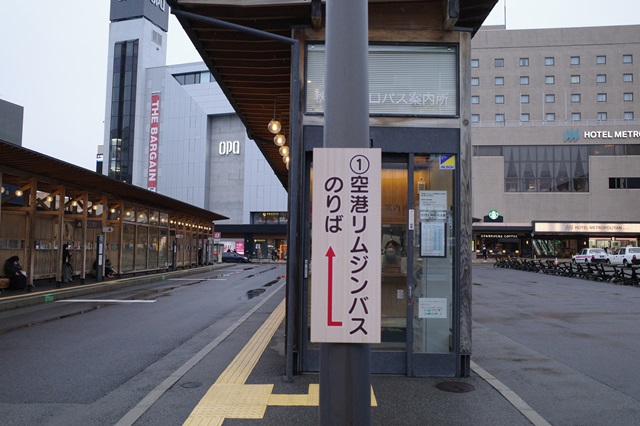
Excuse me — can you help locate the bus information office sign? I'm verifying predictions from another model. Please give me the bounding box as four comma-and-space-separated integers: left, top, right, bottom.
311, 148, 381, 343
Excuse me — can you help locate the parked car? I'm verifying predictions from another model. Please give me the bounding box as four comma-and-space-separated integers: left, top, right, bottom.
572, 248, 608, 263
607, 246, 640, 266
221, 251, 251, 263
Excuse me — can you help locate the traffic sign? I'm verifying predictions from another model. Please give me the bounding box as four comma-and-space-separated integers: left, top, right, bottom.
311, 148, 381, 343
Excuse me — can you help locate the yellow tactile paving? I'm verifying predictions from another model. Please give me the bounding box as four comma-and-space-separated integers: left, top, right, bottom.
215, 301, 285, 385
268, 384, 377, 407
182, 298, 377, 425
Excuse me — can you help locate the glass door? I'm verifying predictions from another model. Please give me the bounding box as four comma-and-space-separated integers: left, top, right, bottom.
371, 156, 410, 373
410, 155, 456, 376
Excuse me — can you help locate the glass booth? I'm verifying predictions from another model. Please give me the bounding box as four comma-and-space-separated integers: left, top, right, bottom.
298, 126, 466, 377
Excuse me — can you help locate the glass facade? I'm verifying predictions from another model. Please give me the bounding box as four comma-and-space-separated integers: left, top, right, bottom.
504, 146, 588, 193
109, 39, 139, 183
475, 144, 640, 193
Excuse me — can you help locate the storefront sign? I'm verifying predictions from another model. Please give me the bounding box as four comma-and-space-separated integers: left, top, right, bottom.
534, 222, 640, 234
147, 93, 160, 192
149, 0, 166, 11
439, 155, 455, 170
218, 140, 240, 156
480, 234, 519, 239
311, 148, 381, 343
306, 45, 457, 116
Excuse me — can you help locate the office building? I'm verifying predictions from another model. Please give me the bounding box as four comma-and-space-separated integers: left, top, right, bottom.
471, 25, 640, 257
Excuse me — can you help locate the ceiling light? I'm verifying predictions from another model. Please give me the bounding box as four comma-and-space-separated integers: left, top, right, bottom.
274, 133, 286, 146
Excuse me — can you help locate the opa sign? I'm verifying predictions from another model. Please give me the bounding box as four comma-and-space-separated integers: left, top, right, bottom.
219, 140, 240, 156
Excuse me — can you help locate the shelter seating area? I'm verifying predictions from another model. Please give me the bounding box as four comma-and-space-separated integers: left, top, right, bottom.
493, 257, 640, 286
1, 141, 227, 286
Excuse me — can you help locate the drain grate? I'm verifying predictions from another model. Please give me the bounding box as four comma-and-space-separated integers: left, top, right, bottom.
436, 381, 475, 393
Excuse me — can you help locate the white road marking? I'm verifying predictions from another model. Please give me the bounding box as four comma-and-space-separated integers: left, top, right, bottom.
168, 278, 226, 281
56, 299, 156, 304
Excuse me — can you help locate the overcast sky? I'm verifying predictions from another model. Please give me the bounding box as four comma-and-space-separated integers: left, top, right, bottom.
0, 0, 638, 170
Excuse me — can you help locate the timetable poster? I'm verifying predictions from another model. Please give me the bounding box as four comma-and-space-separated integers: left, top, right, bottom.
420, 221, 446, 257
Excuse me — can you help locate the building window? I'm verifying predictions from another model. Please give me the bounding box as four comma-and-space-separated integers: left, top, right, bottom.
519, 58, 529, 67
597, 93, 607, 102
624, 92, 634, 102
545, 113, 555, 121
520, 113, 530, 122
597, 112, 608, 121
545, 57, 555, 66
596, 55, 606, 64
471, 96, 480, 104
108, 39, 139, 184
545, 76, 555, 84
545, 94, 555, 103
624, 112, 634, 120
495, 58, 504, 67
570, 75, 580, 84
495, 95, 505, 104
495, 77, 504, 86
571, 94, 581, 103
596, 74, 606, 83
471, 77, 479, 86
471, 114, 480, 123
496, 114, 505, 122
623, 54, 633, 64
471, 59, 479, 68
520, 76, 529, 85
570, 56, 580, 65
521, 94, 530, 104
609, 178, 640, 189
173, 72, 202, 85
623, 73, 634, 82
571, 112, 581, 121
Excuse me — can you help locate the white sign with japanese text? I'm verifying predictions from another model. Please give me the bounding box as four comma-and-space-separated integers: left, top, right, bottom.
311, 148, 381, 343
418, 298, 448, 319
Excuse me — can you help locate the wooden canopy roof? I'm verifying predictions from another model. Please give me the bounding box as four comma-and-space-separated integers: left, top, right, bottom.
168, 0, 498, 189
0, 140, 228, 222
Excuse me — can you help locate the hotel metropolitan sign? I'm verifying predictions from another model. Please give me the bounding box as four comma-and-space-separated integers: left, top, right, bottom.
534, 222, 640, 234
563, 128, 640, 142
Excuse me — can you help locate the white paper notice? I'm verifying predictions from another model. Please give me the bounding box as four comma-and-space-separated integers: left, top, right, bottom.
418, 298, 448, 319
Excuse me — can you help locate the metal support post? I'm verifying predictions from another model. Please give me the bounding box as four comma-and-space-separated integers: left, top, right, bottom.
320, 0, 371, 424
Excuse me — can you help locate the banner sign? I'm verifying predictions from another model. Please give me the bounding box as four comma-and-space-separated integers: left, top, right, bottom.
147, 93, 160, 192
311, 148, 381, 343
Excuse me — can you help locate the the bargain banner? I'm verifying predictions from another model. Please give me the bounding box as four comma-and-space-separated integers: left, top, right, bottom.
148, 93, 160, 191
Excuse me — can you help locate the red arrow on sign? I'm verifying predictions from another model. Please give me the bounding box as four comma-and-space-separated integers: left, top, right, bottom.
325, 246, 342, 327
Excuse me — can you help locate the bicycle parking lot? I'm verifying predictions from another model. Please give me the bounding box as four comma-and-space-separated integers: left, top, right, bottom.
493, 257, 640, 286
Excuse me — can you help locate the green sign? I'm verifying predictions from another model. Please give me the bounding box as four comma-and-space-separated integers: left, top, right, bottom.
488, 209, 499, 220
